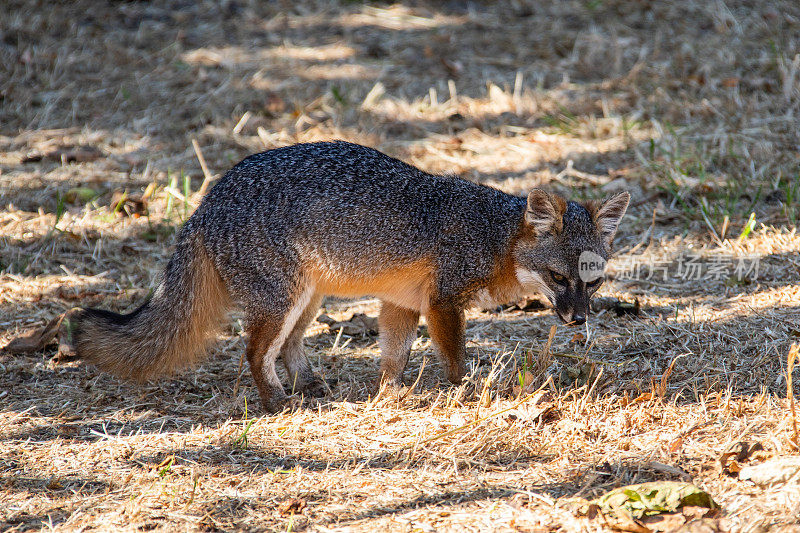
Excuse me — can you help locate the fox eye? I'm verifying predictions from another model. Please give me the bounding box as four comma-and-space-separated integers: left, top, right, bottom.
550, 270, 568, 286
587, 277, 604, 288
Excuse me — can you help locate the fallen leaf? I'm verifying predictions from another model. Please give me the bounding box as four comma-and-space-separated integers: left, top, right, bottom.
725, 461, 741, 474
595, 481, 717, 523
639, 511, 688, 532
669, 437, 684, 453
110, 191, 148, 218
570, 332, 586, 344
720, 441, 763, 476
559, 362, 599, 389
632, 392, 653, 404
738, 456, 800, 486
278, 498, 306, 516
2, 314, 64, 354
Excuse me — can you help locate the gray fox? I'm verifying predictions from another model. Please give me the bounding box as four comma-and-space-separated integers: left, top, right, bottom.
67, 141, 629, 412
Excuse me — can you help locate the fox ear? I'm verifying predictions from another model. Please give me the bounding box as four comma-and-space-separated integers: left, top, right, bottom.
525, 189, 566, 236
593, 192, 630, 245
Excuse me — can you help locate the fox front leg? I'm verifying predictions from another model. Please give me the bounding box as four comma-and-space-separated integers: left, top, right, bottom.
426, 302, 467, 384
377, 301, 420, 387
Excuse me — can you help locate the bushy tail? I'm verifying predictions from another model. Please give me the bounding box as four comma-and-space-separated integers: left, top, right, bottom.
70, 231, 230, 381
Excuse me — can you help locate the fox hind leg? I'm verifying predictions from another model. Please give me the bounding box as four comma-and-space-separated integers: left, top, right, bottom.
245, 320, 289, 414
244, 284, 317, 413
426, 301, 467, 384
279, 292, 327, 398
378, 301, 420, 387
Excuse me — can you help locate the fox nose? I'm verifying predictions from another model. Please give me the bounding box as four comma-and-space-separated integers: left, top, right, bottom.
572, 313, 586, 325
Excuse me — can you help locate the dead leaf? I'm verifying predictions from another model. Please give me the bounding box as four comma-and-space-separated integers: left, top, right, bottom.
738, 456, 800, 486
570, 332, 586, 345
632, 392, 653, 404
725, 461, 741, 475
601, 513, 651, 533
669, 437, 684, 453
506, 390, 554, 423
559, 361, 599, 389
594, 481, 717, 528
561, 497, 598, 518
2, 314, 64, 354
278, 498, 306, 516
720, 441, 763, 476
110, 191, 148, 218
639, 512, 688, 532
512, 369, 536, 397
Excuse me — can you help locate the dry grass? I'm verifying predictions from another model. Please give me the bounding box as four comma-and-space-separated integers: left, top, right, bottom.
1, 1, 800, 531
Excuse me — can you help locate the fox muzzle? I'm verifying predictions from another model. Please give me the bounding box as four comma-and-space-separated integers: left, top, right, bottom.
555, 287, 589, 326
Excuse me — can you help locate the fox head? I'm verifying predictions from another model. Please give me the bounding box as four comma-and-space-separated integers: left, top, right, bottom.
513, 189, 630, 325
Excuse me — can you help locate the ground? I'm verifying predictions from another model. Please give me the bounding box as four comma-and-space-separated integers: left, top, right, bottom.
1, 1, 800, 531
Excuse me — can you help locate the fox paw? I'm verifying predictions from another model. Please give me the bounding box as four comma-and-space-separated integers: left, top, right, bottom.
302, 379, 330, 399
264, 394, 302, 415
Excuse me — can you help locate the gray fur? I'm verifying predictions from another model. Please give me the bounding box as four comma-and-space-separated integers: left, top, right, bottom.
72, 141, 628, 411
194, 141, 527, 308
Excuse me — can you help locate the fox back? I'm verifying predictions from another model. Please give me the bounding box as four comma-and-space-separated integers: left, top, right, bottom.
192, 141, 529, 310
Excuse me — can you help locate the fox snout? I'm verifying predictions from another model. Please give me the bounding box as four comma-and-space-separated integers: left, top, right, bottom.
554, 287, 590, 326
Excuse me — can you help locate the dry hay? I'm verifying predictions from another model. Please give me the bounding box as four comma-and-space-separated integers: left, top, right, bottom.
2, 1, 800, 531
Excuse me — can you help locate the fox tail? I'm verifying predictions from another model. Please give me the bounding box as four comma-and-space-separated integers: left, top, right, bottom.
68, 230, 230, 381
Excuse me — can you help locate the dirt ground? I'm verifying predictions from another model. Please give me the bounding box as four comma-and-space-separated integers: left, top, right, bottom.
2, 1, 800, 531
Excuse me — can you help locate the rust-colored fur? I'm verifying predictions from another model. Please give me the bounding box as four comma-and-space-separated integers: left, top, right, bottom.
306, 258, 435, 313
72, 235, 230, 381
